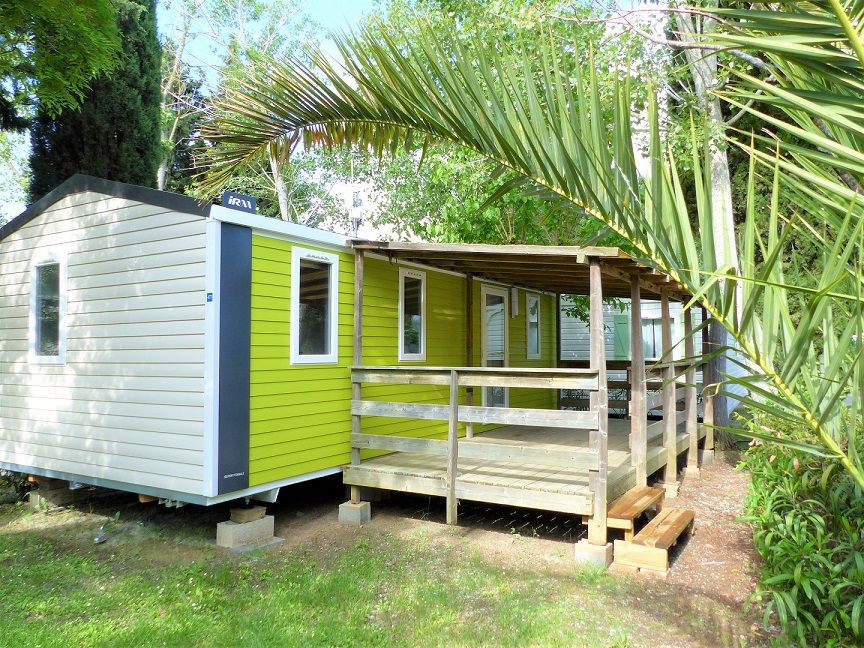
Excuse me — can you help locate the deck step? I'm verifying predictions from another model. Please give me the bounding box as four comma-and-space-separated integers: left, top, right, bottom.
611, 507, 695, 574
604, 486, 665, 538
634, 507, 694, 550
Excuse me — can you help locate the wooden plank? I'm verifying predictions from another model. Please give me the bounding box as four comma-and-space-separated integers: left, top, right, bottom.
455, 480, 593, 515
634, 507, 694, 550
645, 392, 664, 410
350, 365, 598, 376
660, 292, 677, 486
352, 369, 452, 386
466, 273, 474, 438
352, 400, 450, 421
646, 419, 665, 441
587, 257, 609, 546
459, 372, 598, 390
351, 400, 598, 429
351, 433, 448, 455
613, 540, 668, 572
630, 273, 647, 486
342, 466, 594, 515
353, 241, 626, 259
351, 367, 599, 390
343, 466, 447, 497
607, 486, 665, 521
458, 441, 599, 470
701, 306, 715, 452
458, 405, 598, 429
446, 370, 459, 525
558, 398, 630, 410
351, 249, 364, 486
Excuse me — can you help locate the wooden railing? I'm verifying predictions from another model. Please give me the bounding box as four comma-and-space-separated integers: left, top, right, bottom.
349, 366, 605, 524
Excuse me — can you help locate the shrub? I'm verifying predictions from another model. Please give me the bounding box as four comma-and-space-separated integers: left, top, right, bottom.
741, 414, 864, 646
0, 469, 31, 501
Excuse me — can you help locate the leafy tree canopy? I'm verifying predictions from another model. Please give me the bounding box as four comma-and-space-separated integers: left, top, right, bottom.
0, 0, 121, 128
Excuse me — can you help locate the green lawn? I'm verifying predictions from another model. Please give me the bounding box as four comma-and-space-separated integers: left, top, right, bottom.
0, 501, 751, 647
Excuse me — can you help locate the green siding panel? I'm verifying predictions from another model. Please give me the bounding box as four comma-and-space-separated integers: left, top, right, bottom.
248, 241, 472, 487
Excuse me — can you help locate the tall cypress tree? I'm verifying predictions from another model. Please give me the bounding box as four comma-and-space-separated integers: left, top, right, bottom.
28, 0, 161, 200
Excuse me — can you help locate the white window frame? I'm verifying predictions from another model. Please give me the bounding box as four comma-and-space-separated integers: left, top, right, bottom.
29, 250, 68, 365
290, 247, 339, 365
480, 283, 509, 408
526, 292, 541, 360
398, 267, 426, 362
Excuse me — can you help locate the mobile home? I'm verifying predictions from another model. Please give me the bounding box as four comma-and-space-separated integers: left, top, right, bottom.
1, 176, 711, 559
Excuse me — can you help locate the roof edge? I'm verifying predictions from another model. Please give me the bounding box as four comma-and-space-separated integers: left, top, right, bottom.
0, 174, 211, 242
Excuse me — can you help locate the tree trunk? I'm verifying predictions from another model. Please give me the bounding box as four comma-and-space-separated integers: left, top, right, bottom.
269, 148, 290, 221
677, 8, 734, 428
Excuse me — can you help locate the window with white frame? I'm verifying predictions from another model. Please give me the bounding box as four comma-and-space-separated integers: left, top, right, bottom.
526, 293, 541, 359
398, 267, 426, 361
291, 248, 339, 364
30, 254, 67, 363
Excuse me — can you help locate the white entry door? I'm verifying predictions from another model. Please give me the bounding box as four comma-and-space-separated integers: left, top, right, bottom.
481, 285, 509, 407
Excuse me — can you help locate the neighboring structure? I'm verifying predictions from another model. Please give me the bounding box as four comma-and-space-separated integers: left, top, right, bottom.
0, 175, 712, 565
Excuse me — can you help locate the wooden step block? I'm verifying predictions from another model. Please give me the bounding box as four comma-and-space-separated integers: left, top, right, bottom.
608, 486, 665, 521
613, 539, 669, 573
633, 507, 694, 550
611, 508, 695, 575
605, 486, 665, 540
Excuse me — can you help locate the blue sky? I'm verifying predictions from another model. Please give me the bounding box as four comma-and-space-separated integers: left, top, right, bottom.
157, 0, 379, 88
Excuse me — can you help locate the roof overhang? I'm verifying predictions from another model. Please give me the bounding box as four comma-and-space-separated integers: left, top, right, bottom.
351, 241, 689, 300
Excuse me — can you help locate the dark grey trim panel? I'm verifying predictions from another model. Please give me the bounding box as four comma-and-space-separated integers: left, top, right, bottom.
217, 223, 252, 494
0, 174, 210, 242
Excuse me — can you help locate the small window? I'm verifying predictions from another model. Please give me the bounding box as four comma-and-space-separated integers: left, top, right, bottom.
526, 293, 541, 359
30, 254, 66, 364
291, 248, 339, 364
398, 268, 425, 361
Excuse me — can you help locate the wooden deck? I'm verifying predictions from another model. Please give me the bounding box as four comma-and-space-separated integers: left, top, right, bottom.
343, 419, 706, 517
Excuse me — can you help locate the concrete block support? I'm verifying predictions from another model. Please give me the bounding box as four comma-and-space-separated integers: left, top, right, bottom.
574, 539, 613, 568
659, 481, 681, 498
216, 515, 281, 550
338, 500, 371, 525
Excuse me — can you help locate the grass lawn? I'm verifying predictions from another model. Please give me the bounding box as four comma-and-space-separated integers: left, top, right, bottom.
0, 489, 757, 648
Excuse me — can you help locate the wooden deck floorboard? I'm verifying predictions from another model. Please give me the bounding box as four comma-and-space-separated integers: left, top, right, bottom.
344, 419, 706, 516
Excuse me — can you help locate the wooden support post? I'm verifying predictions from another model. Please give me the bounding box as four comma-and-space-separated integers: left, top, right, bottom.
556, 293, 562, 409
684, 306, 699, 477
446, 369, 460, 525
701, 308, 715, 459
629, 274, 647, 486
351, 250, 364, 503
466, 274, 474, 438
660, 291, 678, 494
587, 258, 609, 546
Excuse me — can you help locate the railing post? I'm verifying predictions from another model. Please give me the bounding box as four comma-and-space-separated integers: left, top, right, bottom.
660, 291, 679, 496
465, 273, 474, 438
446, 369, 459, 525
701, 307, 715, 462
629, 273, 647, 487
350, 249, 364, 504
587, 258, 609, 546
684, 305, 699, 477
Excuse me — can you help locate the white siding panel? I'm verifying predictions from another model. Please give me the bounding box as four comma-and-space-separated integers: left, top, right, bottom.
0, 406, 203, 437
0, 190, 208, 496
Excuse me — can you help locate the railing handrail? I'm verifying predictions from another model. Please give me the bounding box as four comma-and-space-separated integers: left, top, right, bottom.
352, 365, 600, 391
350, 365, 599, 375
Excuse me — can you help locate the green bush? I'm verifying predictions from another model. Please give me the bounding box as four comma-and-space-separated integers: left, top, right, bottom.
741, 415, 864, 646
0, 469, 30, 501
